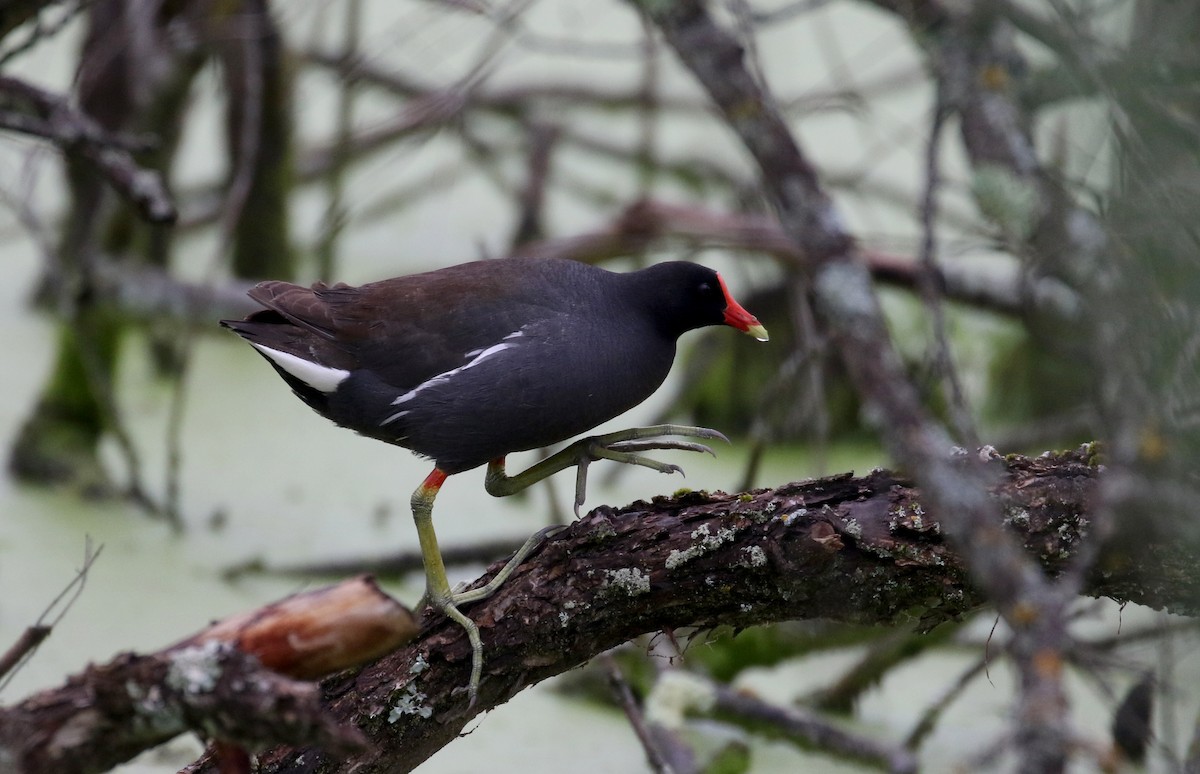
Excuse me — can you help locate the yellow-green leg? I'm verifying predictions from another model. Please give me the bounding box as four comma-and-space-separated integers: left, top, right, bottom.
411, 469, 487, 707
415, 425, 725, 706
413, 471, 566, 707
485, 424, 727, 515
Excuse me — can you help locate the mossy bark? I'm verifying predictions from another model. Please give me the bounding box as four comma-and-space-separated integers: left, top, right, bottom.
7, 312, 123, 497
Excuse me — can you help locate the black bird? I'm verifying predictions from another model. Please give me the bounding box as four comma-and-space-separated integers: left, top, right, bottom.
221, 257, 768, 704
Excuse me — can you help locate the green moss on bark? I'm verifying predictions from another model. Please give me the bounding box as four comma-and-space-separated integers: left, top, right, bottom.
8, 312, 123, 496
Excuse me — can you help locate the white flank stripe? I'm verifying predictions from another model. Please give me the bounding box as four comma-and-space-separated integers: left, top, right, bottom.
380, 335, 518, 426
251, 343, 350, 393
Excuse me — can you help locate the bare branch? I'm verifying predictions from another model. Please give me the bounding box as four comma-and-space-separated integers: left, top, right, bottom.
0, 76, 176, 223
604, 656, 691, 774
0, 644, 364, 774
709, 677, 918, 773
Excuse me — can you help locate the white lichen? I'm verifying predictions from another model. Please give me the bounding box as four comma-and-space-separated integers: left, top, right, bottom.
165, 641, 224, 694
666, 547, 697, 569
666, 524, 737, 569
1004, 506, 1031, 527
740, 545, 767, 568
783, 508, 808, 526
603, 567, 650, 596
123, 682, 178, 736
388, 681, 432, 722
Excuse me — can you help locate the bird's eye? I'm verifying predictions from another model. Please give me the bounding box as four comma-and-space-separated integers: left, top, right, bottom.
698, 282, 714, 295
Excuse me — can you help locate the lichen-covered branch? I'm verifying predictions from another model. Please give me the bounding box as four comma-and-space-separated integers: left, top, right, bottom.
5, 449, 1194, 773
173, 447, 1197, 773
0, 643, 365, 774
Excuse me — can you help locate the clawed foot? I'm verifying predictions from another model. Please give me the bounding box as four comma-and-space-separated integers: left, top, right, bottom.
422, 524, 567, 708
562, 424, 727, 516
420, 592, 485, 708
484, 424, 728, 516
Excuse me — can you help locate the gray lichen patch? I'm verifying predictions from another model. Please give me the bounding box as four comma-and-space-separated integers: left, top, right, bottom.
602, 567, 651, 596
782, 507, 808, 526
124, 682, 180, 737
665, 523, 737, 570
388, 680, 432, 722
739, 545, 768, 568
888, 501, 938, 534
1003, 505, 1031, 527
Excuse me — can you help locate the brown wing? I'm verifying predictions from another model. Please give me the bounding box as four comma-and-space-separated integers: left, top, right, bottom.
245, 280, 343, 340
242, 259, 565, 391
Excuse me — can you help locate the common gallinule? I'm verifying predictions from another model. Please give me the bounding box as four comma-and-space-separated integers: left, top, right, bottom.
221, 257, 767, 705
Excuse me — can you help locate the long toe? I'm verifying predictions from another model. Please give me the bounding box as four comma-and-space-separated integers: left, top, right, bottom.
433, 598, 484, 708
589, 424, 730, 446
585, 441, 686, 475
606, 439, 718, 457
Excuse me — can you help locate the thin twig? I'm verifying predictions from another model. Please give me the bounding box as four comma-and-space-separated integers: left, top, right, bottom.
603, 655, 679, 774
709, 678, 918, 773
904, 654, 988, 749
164, 0, 271, 527
634, 9, 660, 198
0, 539, 103, 691
509, 123, 559, 247
917, 69, 978, 447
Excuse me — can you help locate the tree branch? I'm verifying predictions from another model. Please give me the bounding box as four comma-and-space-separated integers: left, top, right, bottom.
160, 447, 1193, 773
5, 449, 1194, 772
0, 644, 365, 774
0, 75, 176, 223
628, 4, 1088, 770
510, 198, 1074, 317
0, 577, 416, 773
